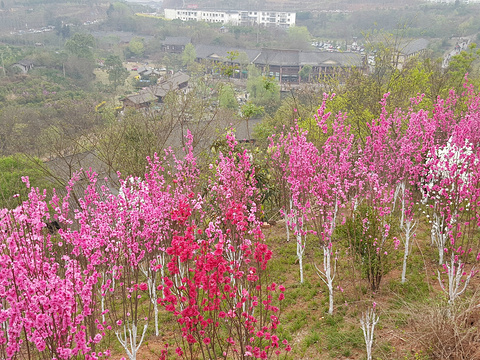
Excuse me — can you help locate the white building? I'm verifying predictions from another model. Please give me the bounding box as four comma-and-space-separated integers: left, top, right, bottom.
423, 0, 480, 3
164, 9, 296, 28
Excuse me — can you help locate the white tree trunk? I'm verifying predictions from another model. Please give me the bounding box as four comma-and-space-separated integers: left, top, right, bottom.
116, 322, 148, 360
100, 271, 116, 323
140, 263, 160, 336
297, 227, 304, 284
401, 218, 417, 284
401, 238, 409, 284
285, 214, 290, 243
438, 254, 475, 305
295, 214, 305, 284
315, 245, 336, 315
101, 274, 106, 323
315, 201, 338, 314
148, 274, 159, 336
298, 249, 303, 284
360, 308, 379, 360
432, 212, 447, 265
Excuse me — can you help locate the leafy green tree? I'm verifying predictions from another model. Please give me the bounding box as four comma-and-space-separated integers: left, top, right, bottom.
339, 205, 397, 291
0, 155, 50, 209
0, 45, 23, 75
447, 43, 480, 90
299, 65, 312, 82
237, 51, 250, 79
64, 33, 96, 84
106, 2, 137, 31
53, 51, 69, 77
182, 43, 197, 68
246, 65, 280, 113
252, 91, 315, 145
104, 54, 129, 90
64, 56, 95, 85
127, 37, 144, 58
286, 26, 312, 50
163, 52, 181, 73
57, 24, 70, 39
215, 50, 239, 77
241, 102, 264, 119
218, 83, 237, 110
65, 33, 95, 59
241, 102, 264, 140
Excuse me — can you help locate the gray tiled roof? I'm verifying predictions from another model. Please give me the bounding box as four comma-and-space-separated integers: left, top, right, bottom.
122, 72, 190, 102
168, 71, 190, 86
152, 71, 190, 97
308, 52, 363, 67
398, 38, 429, 56
16, 59, 34, 66
124, 88, 156, 104
162, 36, 192, 46
253, 48, 300, 66
194, 45, 362, 68
194, 44, 261, 63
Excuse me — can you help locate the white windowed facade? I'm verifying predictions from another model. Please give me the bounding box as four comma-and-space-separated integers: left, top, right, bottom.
164, 9, 295, 27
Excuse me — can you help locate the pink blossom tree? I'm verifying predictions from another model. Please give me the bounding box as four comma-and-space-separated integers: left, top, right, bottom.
0, 179, 103, 359
270, 124, 318, 284
310, 98, 355, 315
159, 134, 290, 359
423, 85, 480, 303
271, 96, 355, 313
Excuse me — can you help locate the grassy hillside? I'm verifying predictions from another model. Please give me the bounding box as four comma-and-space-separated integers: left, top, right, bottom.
104, 220, 480, 360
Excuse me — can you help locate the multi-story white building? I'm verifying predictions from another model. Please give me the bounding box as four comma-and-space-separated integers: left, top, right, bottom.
423, 0, 480, 3
164, 9, 296, 28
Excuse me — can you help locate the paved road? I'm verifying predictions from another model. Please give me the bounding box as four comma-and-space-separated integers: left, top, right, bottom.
443, 37, 471, 69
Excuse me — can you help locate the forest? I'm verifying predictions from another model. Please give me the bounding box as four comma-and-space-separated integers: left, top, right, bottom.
2, 0, 480, 359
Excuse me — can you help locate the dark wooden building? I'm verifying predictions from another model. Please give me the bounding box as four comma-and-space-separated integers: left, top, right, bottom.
161, 37, 192, 53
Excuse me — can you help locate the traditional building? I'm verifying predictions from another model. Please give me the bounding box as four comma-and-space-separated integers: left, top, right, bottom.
152, 71, 190, 100
121, 72, 190, 109
161, 36, 192, 53
121, 88, 157, 109
255, 49, 362, 82
194, 45, 363, 83
395, 38, 429, 68
12, 59, 34, 73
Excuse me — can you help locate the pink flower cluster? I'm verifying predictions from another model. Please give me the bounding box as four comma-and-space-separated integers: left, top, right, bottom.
0, 131, 288, 359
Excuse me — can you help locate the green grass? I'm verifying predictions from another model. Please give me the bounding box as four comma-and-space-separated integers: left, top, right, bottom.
302, 329, 321, 350
285, 309, 308, 333
324, 323, 363, 357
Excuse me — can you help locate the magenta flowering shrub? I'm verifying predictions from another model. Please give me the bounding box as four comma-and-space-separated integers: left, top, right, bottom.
205, 133, 263, 266
270, 121, 319, 285
0, 180, 102, 359
5, 81, 480, 358
269, 84, 480, 300
160, 229, 289, 359
0, 130, 289, 359
421, 83, 480, 268
159, 133, 291, 359
270, 95, 355, 312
